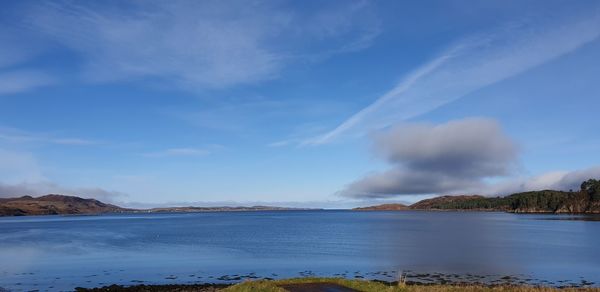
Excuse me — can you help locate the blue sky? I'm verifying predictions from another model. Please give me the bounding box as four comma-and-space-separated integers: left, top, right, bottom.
1, 0, 599, 207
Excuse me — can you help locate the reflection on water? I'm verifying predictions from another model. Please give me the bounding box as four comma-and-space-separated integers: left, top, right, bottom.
0, 211, 599, 291
534, 214, 600, 221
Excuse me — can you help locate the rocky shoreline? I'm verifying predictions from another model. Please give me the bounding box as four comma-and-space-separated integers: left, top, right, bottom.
73, 275, 599, 292
68, 271, 598, 291
75, 283, 229, 292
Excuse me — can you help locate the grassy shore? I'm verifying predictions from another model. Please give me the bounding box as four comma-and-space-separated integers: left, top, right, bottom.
223, 278, 599, 292
76, 278, 600, 292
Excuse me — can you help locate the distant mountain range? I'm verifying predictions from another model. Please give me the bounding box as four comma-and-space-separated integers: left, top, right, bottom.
142, 206, 314, 213
355, 179, 600, 214
0, 195, 317, 216
2, 179, 599, 216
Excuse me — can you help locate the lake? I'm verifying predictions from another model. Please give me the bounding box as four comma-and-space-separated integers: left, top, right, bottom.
1, 211, 599, 291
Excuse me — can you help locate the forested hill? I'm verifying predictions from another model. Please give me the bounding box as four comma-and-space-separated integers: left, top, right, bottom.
356, 179, 600, 214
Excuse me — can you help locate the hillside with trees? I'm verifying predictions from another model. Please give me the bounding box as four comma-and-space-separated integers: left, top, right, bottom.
355, 179, 600, 213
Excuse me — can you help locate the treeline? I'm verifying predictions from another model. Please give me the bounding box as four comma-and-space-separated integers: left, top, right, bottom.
415, 179, 600, 213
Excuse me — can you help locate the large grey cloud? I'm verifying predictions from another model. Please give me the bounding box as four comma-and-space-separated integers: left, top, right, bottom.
341, 118, 518, 198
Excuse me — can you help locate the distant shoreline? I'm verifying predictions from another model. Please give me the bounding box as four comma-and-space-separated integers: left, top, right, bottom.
2, 178, 599, 216
0, 194, 321, 217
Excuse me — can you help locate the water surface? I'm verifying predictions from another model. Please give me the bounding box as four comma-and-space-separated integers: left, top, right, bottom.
1, 211, 599, 291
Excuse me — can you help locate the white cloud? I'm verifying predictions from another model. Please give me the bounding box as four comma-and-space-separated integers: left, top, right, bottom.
267, 140, 292, 148
143, 147, 211, 158
0, 147, 124, 202
49, 138, 97, 145
0, 148, 45, 184
307, 12, 600, 144
0, 28, 54, 95
0, 181, 127, 203
0, 30, 41, 69
23, 0, 380, 89
0, 126, 97, 146
0, 70, 55, 95
488, 166, 600, 195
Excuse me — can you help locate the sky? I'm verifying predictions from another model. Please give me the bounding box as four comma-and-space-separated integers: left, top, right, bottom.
1, 0, 600, 208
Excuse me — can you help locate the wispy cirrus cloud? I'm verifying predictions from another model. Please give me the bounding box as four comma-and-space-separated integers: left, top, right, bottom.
142, 147, 212, 158
20, 0, 380, 90
306, 12, 600, 145
0, 29, 55, 95
0, 70, 55, 95
0, 126, 98, 146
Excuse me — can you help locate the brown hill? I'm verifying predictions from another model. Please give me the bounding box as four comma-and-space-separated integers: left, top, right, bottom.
0, 194, 126, 216
409, 195, 488, 210
353, 203, 409, 211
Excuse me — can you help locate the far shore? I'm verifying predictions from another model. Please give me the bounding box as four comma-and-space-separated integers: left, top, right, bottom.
4, 178, 600, 216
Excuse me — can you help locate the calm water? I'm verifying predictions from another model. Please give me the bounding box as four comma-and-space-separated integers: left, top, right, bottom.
1, 211, 599, 291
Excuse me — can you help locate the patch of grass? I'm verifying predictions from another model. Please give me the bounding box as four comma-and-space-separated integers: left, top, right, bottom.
223, 277, 397, 292
222, 280, 286, 292
223, 278, 600, 292
400, 286, 599, 292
